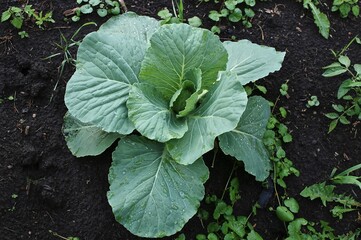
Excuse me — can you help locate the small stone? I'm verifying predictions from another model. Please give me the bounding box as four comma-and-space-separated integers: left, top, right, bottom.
24, 126, 30, 135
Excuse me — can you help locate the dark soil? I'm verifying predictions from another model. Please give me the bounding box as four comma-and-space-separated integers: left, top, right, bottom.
0, 0, 360, 239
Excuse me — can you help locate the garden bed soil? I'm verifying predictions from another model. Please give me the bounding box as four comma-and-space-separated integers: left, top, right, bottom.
0, 0, 360, 239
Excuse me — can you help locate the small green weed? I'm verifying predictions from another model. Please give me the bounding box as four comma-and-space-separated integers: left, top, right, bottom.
323, 36, 361, 133
273, 186, 361, 239
49, 230, 80, 240
1, 5, 54, 31
332, 0, 360, 18
1, 5, 35, 29
158, 0, 202, 27
306, 95, 320, 108
264, 115, 299, 189
195, 175, 263, 240
245, 80, 298, 189
301, 164, 361, 219
7, 193, 17, 212
33, 11, 55, 28
244, 82, 267, 96
0, 95, 15, 107
330, 163, 361, 189
198, 0, 256, 34
301, 0, 330, 39
275, 197, 299, 222
44, 22, 96, 103
65, 0, 127, 22
286, 218, 361, 239
18, 30, 28, 39
246, 81, 298, 189
265, 82, 299, 189
279, 81, 290, 98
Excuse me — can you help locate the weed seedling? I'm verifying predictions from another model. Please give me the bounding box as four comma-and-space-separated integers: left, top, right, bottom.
18, 31, 28, 39
49, 230, 80, 240
323, 36, 361, 133
306, 95, 320, 108
301, 0, 330, 39
157, 0, 202, 27
64, 0, 127, 22
32, 11, 55, 29
330, 163, 361, 189
44, 22, 96, 103
1, 4, 54, 31
265, 104, 298, 189
331, 0, 360, 18
200, 0, 256, 34
1, 5, 34, 29
285, 218, 361, 239
194, 171, 262, 239
301, 164, 361, 219
275, 197, 299, 222
280, 81, 290, 97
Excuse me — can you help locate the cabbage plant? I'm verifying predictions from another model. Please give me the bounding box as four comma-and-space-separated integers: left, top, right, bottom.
63, 12, 285, 238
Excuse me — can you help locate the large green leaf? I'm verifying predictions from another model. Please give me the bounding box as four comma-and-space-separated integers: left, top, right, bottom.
167, 71, 248, 165
218, 96, 271, 181
127, 83, 188, 142
65, 14, 159, 134
62, 112, 121, 157
108, 136, 209, 238
97, 12, 160, 42
224, 40, 286, 85
139, 23, 228, 99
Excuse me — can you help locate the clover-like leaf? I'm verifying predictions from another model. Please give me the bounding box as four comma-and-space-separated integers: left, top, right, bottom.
108, 136, 209, 238
80, 4, 93, 14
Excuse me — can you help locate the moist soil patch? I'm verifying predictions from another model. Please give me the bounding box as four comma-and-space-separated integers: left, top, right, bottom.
0, 0, 360, 239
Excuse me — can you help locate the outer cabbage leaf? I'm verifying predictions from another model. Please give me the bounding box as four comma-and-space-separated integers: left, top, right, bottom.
98, 12, 160, 42
65, 14, 159, 134
224, 40, 286, 85
167, 71, 248, 165
127, 83, 188, 142
62, 112, 121, 157
139, 23, 228, 99
218, 96, 271, 181
108, 136, 209, 238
